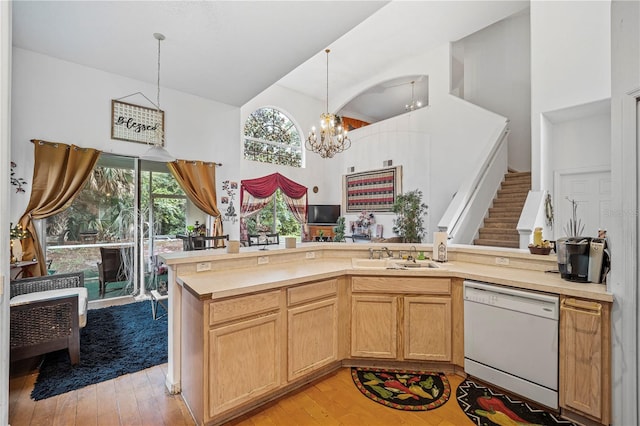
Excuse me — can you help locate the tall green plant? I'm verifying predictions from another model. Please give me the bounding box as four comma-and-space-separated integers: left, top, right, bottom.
333, 216, 346, 242
392, 189, 428, 243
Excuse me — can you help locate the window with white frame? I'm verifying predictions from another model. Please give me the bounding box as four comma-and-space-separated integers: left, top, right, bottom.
243, 107, 302, 167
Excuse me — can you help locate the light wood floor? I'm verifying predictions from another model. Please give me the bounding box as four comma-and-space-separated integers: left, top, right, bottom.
10, 363, 474, 426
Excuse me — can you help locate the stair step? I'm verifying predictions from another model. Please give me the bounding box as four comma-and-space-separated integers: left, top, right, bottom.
501, 180, 531, 189
493, 199, 525, 208
479, 228, 519, 236
483, 220, 519, 229
504, 171, 532, 180
473, 238, 520, 248
489, 206, 523, 216
498, 186, 530, 195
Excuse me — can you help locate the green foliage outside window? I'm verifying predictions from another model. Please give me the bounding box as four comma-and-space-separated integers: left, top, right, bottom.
46, 166, 187, 244
244, 190, 301, 237
244, 107, 302, 167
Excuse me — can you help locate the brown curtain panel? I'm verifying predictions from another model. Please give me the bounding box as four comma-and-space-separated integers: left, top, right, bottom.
18, 140, 101, 276
167, 160, 225, 247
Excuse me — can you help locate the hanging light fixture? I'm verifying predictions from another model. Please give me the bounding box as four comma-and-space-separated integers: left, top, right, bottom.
306, 49, 351, 159
404, 80, 423, 112
141, 32, 175, 162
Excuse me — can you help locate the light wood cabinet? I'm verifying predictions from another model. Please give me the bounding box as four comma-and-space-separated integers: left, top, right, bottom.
351, 295, 398, 358
287, 279, 338, 380
403, 296, 451, 361
559, 296, 611, 425
209, 313, 281, 416
350, 277, 452, 362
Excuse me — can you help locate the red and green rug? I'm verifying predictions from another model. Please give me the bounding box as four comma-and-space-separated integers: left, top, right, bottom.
456, 378, 578, 425
351, 367, 450, 411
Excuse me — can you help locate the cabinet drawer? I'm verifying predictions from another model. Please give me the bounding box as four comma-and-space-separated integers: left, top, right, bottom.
210, 290, 280, 325
287, 279, 337, 306
352, 277, 450, 295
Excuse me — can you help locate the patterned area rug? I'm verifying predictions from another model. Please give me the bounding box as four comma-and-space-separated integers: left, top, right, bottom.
351, 367, 450, 411
456, 378, 578, 425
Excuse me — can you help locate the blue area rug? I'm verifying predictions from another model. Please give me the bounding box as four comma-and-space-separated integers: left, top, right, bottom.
31, 300, 167, 400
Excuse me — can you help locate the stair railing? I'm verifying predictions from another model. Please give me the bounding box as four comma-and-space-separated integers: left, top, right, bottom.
437, 122, 509, 243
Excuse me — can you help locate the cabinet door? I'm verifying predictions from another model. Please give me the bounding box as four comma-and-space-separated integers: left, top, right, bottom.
351, 295, 397, 358
403, 296, 452, 361
288, 298, 338, 381
559, 297, 609, 422
209, 313, 280, 417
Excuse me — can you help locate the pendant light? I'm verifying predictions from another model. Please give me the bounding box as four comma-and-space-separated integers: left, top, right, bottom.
404, 81, 423, 112
306, 49, 351, 158
141, 32, 175, 162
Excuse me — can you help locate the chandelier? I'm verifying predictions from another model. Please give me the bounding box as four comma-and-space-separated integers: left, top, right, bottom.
306, 49, 351, 158
141, 32, 175, 162
405, 80, 423, 112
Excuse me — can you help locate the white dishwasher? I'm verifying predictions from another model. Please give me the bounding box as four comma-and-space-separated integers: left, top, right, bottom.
463, 280, 559, 409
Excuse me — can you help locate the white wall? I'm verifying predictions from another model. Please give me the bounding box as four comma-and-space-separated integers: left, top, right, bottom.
456, 8, 531, 172
610, 1, 640, 424
530, 0, 611, 191
10, 48, 240, 233
338, 44, 508, 242
547, 106, 611, 176
0, 1, 11, 423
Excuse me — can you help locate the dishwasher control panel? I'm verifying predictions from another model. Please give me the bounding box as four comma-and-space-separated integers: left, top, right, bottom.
463, 280, 559, 320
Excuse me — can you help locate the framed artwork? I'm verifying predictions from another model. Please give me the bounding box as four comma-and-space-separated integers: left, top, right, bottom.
111, 100, 164, 145
343, 166, 402, 213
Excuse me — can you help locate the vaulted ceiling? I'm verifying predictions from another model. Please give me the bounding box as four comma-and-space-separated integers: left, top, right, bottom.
12, 1, 529, 117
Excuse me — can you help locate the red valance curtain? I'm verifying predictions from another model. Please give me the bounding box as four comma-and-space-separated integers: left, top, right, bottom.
240, 173, 308, 240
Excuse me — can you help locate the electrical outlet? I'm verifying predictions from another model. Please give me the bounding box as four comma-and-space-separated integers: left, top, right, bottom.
495, 257, 510, 265
257, 256, 269, 265
306, 251, 316, 259
196, 262, 211, 272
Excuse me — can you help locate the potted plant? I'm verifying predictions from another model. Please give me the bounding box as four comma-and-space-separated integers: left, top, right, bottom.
392, 189, 428, 243
333, 216, 346, 242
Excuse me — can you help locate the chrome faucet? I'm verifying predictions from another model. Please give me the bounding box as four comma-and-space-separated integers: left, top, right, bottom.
380, 247, 393, 258
407, 245, 417, 262
368, 248, 374, 259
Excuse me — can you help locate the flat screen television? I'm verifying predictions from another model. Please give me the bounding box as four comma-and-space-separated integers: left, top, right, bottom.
307, 204, 340, 224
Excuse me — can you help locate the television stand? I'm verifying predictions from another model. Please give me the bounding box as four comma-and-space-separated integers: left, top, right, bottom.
308, 224, 336, 241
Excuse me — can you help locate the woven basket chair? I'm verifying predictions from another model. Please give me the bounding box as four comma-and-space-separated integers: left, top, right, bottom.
9, 272, 85, 365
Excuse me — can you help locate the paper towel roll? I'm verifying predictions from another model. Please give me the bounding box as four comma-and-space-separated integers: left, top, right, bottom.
434, 232, 448, 262
285, 237, 296, 249
227, 240, 240, 254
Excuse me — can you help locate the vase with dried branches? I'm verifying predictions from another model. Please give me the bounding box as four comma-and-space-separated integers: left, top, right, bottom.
563, 197, 585, 237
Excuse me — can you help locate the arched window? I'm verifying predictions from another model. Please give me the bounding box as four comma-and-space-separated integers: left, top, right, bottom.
243, 107, 302, 167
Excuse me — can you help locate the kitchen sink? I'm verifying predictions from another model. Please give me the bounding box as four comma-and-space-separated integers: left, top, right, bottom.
393, 261, 440, 269
351, 258, 440, 270
351, 258, 392, 269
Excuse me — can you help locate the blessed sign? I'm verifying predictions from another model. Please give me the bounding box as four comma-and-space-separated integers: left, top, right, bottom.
111, 100, 165, 145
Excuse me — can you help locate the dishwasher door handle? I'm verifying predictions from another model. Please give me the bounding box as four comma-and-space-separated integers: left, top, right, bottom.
561, 298, 602, 316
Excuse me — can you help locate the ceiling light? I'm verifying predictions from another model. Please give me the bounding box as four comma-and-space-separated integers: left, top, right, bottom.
141, 32, 175, 162
405, 81, 423, 112
306, 49, 351, 159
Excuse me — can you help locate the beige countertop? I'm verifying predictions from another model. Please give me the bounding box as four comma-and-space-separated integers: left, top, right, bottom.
176, 256, 613, 303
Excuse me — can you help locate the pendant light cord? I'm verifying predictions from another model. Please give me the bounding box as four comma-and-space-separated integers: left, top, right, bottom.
156, 36, 161, 110
325, 49, 330, 114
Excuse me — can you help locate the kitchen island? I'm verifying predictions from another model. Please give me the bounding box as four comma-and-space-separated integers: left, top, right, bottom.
161, 243, 612, 426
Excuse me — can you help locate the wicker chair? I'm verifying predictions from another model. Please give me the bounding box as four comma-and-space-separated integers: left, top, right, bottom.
97, 246, 131, 297
9, 272, 86, 365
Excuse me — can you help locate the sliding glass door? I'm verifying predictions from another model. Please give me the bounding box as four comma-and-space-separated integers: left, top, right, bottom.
45, 154, 137, 300
44, 154, 191, 301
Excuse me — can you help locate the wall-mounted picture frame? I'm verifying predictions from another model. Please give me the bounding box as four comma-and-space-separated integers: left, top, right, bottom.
343, 166, 403, 213
111, 100, 165, 145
